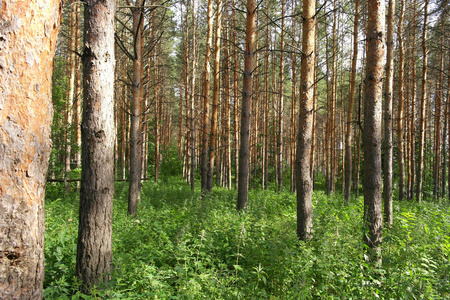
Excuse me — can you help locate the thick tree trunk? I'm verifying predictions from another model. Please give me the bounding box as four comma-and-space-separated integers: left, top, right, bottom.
76, 0, 115, 292
363, 0, 385, 264
237, 0, 256, 211
383, 0, 395, 226
296, 0, 316, 240
344, 0, 359, 203
0, 0, 60, 298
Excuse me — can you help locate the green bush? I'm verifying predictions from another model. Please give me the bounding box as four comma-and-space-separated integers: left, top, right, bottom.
44, 176, 450, 299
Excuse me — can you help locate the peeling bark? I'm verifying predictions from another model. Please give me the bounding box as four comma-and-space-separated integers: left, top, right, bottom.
0, 0, 61, 298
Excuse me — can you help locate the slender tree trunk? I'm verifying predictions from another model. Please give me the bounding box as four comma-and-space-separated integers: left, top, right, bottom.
233, 5, 240, 187
397, 0, 405, 201
447, 36, 450, 201
383, 0, 395, 226
355, 84, 362, 198
263, 1, 270, 190
0, 0, 60, 297
330, 0, 337, 194
296, 0, 316, 240
415, 0, 428, 203
128, 0, 145, 216
201, 0, 214, 193
154, 51, 161, 182
237, 0, 256, 211
277, 0, 285, 190
344, 0, 359, 203
65, 0, 77, 192
408, 0, 417, 201
433, 19, 444, 199
363, 0, 385, 264
208, 0, 222, 191
290, 0, 297, 193
74, 1, 82, 181
190, 0, 197, 191
442, 100, 448, 197
223, 25, 232, 189
76, 0, 115, 291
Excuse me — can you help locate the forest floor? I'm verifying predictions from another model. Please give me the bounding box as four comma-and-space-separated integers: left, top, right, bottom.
43, 175, 450, 299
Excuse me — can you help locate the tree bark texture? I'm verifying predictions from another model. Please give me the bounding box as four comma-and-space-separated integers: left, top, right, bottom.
208, 0, 222, 192
363, 0, 385, 264
0, 0, 61, 298
128, 0, 145, 216
415, 0, 428, 203
344, 0, 359, 203
237, 0, 256, 211
76, 0, 115, 291
277, 0, 285, 190
201, 0, 214, 193
296, 0, 315, 240
383, 0, 395, 226
397, 0, 405, 201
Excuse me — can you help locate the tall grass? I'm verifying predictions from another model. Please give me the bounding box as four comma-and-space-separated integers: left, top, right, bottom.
44, 176, 450, 299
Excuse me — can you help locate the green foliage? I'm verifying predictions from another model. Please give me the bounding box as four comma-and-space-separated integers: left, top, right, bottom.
44, 177, 450, 299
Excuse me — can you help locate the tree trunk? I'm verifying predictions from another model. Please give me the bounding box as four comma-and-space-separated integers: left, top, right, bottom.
74, 1, 82, 184
65, 0, 77, 192
201, 0, 214, 193
433, 19, 444, 199
383, 0, 395, 226
447, 36, 450, 201
233, 4, 240, 188
442, 100, 448, 197
296, 0, 316, 240
330, 0, 337, 194
290, 0, 298, 193
363, 0, 385, 265
223, 21, 232, 189
76, 0, 115, 291
0, 0, 60, 298
408, 0, 417, 201
263, 1, 270, 190
277, 0, 285, 190
154, 52, 161, 182
397, 0, 405, 201
415, 0, 428, 203
128, 0, 145, 216
237, 0, 256, 211
208, 0, 222, 191
344, 0, 359, 203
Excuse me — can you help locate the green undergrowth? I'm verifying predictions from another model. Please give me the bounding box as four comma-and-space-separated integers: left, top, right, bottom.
44, 177, 450, 299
